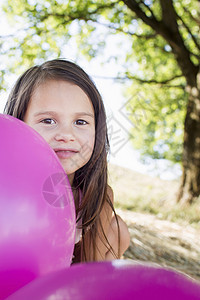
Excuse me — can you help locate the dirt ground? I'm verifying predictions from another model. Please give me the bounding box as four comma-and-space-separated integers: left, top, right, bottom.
118, 208, 200, 282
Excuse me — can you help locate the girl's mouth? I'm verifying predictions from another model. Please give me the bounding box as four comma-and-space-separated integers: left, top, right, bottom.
54, 149, 79, 159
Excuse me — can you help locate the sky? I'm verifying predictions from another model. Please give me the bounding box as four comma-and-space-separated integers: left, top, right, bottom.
0, 5, 182, 180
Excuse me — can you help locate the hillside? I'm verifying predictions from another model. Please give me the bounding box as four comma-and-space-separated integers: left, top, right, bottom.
108, 164, 200, 281
108, 163, 180, 208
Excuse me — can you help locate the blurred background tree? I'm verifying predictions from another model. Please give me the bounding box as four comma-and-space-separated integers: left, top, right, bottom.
1, 0, 199, 204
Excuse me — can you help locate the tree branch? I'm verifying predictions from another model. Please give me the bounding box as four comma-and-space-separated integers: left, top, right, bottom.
123, 0, 198, 83
34, 3, 115, 23
92, 73, 184, 86
85, 1, 118, 15
140, 0, 157, 19
30, 7, 157, 41
189, 51, 200, 61
183, 5, 200, 27
176, 13, 200, 51
93, 20, 156, 39
123, 0, 160, 32
124, 73, 184, 84
160, 0, 178, 31
123, 0, 182, 47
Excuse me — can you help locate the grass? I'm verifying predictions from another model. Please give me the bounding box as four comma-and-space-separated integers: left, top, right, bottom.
108, 163, 200, 228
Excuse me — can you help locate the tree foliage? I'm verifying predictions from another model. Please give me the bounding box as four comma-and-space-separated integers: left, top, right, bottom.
1, 0, 199, 167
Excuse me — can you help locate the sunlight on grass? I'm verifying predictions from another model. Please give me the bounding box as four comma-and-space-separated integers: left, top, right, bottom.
108, 164, 200, 228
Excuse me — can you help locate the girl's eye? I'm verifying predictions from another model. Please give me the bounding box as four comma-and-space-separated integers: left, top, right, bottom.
75, 119, 88, 125
41, 118, 56, 125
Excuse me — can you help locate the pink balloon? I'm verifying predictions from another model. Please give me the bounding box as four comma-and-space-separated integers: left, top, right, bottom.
5, 261, 200, 300
0, 114, 75, 299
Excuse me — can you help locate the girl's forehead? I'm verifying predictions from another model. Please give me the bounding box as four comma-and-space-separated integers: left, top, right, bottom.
29, 80, 95, 114
34, 80, 90, 100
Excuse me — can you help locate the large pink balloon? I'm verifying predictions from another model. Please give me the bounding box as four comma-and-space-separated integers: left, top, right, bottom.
5, 261, 200, 300
0, 114, 75, 299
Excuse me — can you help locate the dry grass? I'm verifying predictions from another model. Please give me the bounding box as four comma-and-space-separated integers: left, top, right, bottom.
108, 163, 200, 281
108, 163, 200, 227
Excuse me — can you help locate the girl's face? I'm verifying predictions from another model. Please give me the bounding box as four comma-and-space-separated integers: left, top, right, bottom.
24, 80, 95, 183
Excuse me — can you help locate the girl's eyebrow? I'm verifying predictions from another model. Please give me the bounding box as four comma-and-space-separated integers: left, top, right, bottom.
33, 111, 94, 118
33, 111, 58, 117
74, 112, 94, 118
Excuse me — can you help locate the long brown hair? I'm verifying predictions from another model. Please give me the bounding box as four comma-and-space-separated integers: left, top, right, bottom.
4, 59, 119, 262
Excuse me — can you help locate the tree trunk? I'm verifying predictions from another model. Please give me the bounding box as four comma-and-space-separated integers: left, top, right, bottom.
177, 71, 200, 204
123, 0, 200, 203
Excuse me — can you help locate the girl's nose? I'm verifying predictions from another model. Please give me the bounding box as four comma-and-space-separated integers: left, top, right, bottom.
54, 125, 75, 142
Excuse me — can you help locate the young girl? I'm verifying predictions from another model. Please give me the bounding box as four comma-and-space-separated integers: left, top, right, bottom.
4, 59, 130, 263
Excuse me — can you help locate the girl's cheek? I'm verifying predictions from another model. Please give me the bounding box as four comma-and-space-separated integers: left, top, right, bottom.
34, 128, 52, 142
